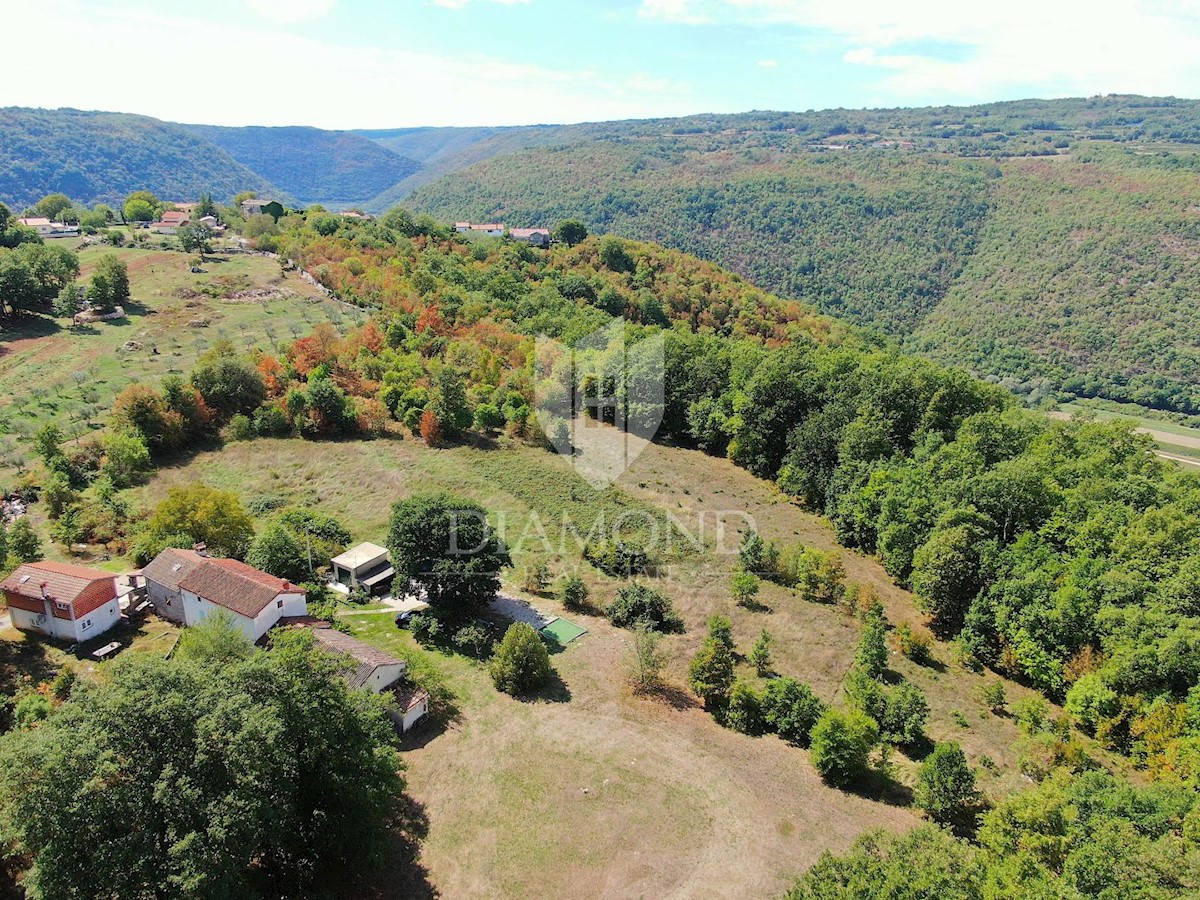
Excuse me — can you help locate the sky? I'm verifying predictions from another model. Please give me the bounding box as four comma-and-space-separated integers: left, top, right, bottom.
6, 0, 1200, 129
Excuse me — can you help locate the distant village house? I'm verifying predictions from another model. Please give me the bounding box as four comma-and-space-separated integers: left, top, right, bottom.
241, 198, 285, 220
455, 222, 551, 245
16, 217, 79, 238
329, 542, 396, 597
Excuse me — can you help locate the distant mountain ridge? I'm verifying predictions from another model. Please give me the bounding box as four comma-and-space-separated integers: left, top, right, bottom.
181, 124, 420, 205
0, 108, 279, 208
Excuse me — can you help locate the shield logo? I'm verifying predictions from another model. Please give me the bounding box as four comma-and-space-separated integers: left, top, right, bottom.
534, 318, 665, 487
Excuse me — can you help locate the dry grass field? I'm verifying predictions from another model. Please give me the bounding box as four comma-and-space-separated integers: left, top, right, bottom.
128, 432, 1122, 899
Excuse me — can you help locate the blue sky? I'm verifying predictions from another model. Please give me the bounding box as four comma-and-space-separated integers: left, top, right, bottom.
7, 0, 1200, 128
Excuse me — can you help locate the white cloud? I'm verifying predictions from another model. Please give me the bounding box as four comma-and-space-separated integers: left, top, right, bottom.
0, 0, 698, 128
757, 59, 778, 68
246, 0, 334, 23
639, 0, 1200, 101
432, 0, 531, 8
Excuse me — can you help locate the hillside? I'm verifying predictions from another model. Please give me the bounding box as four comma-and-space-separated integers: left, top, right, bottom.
0, 108, 278, 208
183, 124, 420, 204
406, 96, 1200, 412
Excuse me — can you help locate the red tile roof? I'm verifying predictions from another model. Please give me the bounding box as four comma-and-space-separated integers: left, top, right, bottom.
313, 628, 406, 689
142, 548, 204, 593
1, 561, 117, 620
177, 558, 302, 619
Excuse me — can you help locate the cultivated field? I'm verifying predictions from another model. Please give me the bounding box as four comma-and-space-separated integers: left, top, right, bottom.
0, 240, 363, 480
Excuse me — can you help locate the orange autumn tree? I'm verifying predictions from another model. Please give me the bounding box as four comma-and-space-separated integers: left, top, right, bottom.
419, 407, 441, 447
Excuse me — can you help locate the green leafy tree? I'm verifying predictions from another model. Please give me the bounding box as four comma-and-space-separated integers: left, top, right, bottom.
387, 493, 510, 617
762, 677, 825, 745
750, 628, 773, 676
8, 518, 43, 563
177, 222, 213, 257
732, 570, 760, 607
246, 521, 309, 583
99, 431, 152, 487
559, 574, 589, 611
190, 344, 266, 419
173, 612, 255, 667
122, 190, 160, 223
809, 708, 879, 787
554, 220, 588, 246
854, 610, 889, 679
0, 641, 406, 899
607, 582, 683, 632
914, 742, 978, 825
34, 193, 72, 221
689, 627, 735, 710
144, 483, 255, 559
86, 254, 130, 312
625, 622, 666, 694
489, 622, 553, 695
726, 680, 766, 735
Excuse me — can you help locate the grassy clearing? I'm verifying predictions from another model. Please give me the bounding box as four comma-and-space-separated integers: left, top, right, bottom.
1055, 401, 1200, 462
121, 432, 1126, 898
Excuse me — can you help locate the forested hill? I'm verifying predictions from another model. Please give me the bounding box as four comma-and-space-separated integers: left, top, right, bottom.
406, 96, 1200, 414
0, 108, 279, 208
181, 124, 420, 204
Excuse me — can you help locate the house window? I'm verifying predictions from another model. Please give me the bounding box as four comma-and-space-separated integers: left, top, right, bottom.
55, 601, 69, 612
81, 618, 93, 631
276, 599, 284, 609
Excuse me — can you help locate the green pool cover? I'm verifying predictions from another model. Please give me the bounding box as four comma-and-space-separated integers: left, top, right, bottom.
540, 617, 587, 646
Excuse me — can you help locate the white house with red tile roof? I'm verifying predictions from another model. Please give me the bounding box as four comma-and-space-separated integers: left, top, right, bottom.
307, 625, 429, 731
1, 561, 120, 642
151, 210, 191, 234
154, 554, 307, 643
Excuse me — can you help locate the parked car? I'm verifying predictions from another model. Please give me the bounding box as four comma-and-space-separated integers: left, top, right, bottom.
395, 610, 417, 629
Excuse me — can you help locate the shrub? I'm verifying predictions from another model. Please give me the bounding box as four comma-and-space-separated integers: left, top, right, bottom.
585, 538, 651, 578
608, 583, 682, 632
1064, 672, 1119, 735
881, 681, 930, 747
914, 742, 977, 825
725, 681, 765, 735
1012, 695, 1051, 735
625, 623, 666, 694
731, 570, 761, 607
750, 629, 773, 676
896, 623, 934, 665
452, 624, 495, 659
13, 694, 52, 728
762, 677, 825, 745
979, 679, 1007, 714
227, 414, 253, 441
559, 575, 590, 612
253, 403, 292, 437
810, 708, 879, 787
521, 563, 551, 594
489, 623, 554, 695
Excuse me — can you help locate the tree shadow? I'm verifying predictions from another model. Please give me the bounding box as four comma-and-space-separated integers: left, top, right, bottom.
640, 681, 700, 711
844, 768, 914, 808
526, 669, 571, 704
735, 599, 773, 613
899, 733, 936, 762
339, 795, 439, 899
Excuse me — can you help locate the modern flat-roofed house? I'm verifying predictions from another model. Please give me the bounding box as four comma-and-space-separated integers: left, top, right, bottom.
2, 561, 121, 642
143, 549, 307, 642
329, 542, 396, 596
509, 227, 551, 248
310, 626, 428, 731
16, 217, 79, 238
